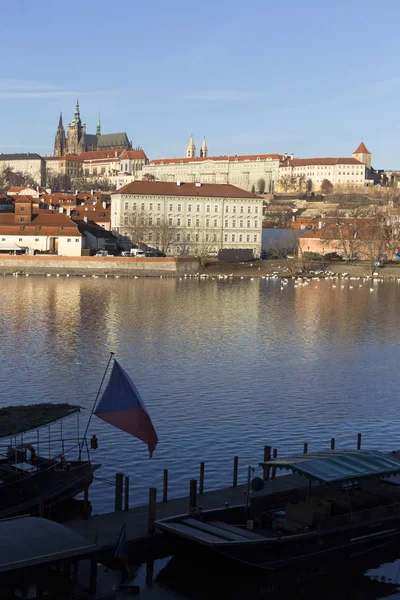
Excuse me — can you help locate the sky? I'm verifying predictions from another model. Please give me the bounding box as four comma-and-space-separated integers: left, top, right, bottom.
1, 0, 400, 168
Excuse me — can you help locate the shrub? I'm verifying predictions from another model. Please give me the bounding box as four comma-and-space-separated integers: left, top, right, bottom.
302, 251, 324, 261
324, 252, 343, 261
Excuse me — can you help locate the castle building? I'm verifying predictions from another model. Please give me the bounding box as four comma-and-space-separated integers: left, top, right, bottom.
53, 100, 132, 157
352, 142, 372, 170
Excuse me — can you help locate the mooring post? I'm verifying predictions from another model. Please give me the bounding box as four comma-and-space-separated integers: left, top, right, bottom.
189, 479, 197, 513
331, 438, 335, 450
148, 488, 157, 534
233, 456, 239, 488
199, 462, 205, 495
83, 485, 89, 520
163, 469, 168, 503
263, 445, 271, 480
357, 433, 362, 450
271, 448, 278, 480
146, 559, 154, 587
303, 442, 308, 455
39, 496, 45, 518
124, 476, 129, 512
114, 472, 123, 512
246, 466, 252, 507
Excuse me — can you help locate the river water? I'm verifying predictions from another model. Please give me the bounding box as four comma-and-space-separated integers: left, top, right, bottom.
2, 274, 400, 598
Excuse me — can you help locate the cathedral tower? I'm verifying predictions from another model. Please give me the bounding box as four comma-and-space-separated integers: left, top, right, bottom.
186, 135, 196, 159
96, 113, 101, 136
200, 137, 208, 158
53, 112, 66, 157
66, 98, 87, 154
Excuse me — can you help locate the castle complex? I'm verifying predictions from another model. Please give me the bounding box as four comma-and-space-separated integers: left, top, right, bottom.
53, 99, 132, 156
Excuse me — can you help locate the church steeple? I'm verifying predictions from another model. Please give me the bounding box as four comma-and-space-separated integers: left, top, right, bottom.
96, 112, 101, 136
200, 136, 208, 159
72, 98, 82, 127
53, 112, 66, 157
186, 134, 196, 159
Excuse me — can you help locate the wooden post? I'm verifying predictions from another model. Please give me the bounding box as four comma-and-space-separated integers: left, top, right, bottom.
357, 433, 362, 450
330, 438, 335, 450
163, 469, 168, 503
146, 559, 154, 586
263, 446, 271, 480
148, 488, 157, 534
189, 479, 197, 512
39, 496, 45, 518
246, 466, 252, 507
233, 456, 239, 488
83, 485, 89, 520
115, 472, 123, 512
89, 557, 97, 596
199, 462, 205, 495
303, 442, 308, 455
271, 448, 278, 480
124, 476, 129, 512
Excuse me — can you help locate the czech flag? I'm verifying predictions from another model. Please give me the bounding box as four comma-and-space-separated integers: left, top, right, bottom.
95, 360, 158, 458
114, 523, 128, 564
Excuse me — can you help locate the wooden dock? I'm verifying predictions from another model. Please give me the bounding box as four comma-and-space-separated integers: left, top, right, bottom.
65, 473, 309, 559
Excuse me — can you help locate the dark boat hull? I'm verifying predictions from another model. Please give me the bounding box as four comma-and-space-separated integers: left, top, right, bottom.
0, 461, 100, 519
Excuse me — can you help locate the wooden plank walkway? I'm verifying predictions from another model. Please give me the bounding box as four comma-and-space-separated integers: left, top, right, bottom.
65, 473, 309, 555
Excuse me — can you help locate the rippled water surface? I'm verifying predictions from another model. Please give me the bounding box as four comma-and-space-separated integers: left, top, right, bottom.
1, 274, 400, 517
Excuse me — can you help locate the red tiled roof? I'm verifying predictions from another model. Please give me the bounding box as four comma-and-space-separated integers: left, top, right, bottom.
280, 158, 364, 167
72, 206, 110, 222
120, 149, 148, 160
114, 180, 262, 199
353, 142, 370, 155
0, 212, 80, 236
13, 195, 37, 204
149, 154, 283, 165
8, 186, 36, 193
79, 149, 125, 161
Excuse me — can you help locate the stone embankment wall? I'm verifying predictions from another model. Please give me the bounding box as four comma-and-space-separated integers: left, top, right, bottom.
0, 256, 199, 276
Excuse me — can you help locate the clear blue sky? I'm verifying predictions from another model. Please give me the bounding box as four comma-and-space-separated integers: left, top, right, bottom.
1, 0, 399, 168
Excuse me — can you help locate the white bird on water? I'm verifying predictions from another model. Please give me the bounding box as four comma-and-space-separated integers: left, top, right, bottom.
370, 287, 374, 292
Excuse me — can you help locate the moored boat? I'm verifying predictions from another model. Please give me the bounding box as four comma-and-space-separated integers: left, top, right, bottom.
0, 403, 100, 519
155, 449, 400, 570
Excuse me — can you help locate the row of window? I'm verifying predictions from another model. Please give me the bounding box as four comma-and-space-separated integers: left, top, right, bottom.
124, 202, 259, 214
2, 238, 80, 243
123, 215, 258, 228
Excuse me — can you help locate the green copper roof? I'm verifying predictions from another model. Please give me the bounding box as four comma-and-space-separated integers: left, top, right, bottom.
259, 450, 400, 484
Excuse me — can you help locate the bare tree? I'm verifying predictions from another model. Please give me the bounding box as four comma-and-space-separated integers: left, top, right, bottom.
191, 227, 218, 268
257, 178, 266, 194
324, 207, 368, 261
142, 173, 156, 181
321, 179, 333, 195
297, 175, 306, 194
46, 173, 71, 192
153, 216, 176, 255
306, 178, 313, 194
278, 175, 292, 193
251, 184, 255, 193
123, 208, 153, 248
0, 167, 37, 192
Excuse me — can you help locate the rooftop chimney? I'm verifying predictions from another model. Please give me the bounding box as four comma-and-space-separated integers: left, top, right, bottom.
177, 180, 181, 186
84, 216, 88, 223
195, 182, 201, 187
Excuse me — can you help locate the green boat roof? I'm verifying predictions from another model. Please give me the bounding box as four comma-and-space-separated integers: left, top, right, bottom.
0, 404, 81, 439
259, 450, 400, 484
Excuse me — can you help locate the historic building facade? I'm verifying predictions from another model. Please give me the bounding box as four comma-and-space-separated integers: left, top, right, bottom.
53, 100, 132, 156
0, 154, 46, 186
111, 180, 263, 257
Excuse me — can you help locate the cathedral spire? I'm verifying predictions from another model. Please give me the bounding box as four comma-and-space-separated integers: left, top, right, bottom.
53, 112, 66, 157
58, 111, 64, 129
96, 112, 101, 136
200, 136, 208, 159
186, 134, 196, 158
72, 97, 82, 126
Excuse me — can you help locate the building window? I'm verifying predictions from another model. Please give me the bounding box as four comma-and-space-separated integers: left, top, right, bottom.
239, 234, 243, 242
247, 221, 251, 228
148, 233, 153, 241
176, 233, 181, 241
240, 206, 244, 213
247, 235, 250, 242
232, 234, 235, 242
177, 218, 181, 226
206, 234, 209, 241
20, 206, 25, 212
254, 235, 257, 242
214, 206, 218, 213
67, 238, 71, 242
255, 220, 258, 228
224, 234, 228, 242
75, 238, 79, 242
20, 217, 24, 222
35, 238, 39, 241
157, 217, 161, 225
124, 217, 128, 225
178, 204, 182, 211
195, 233, 199, 242
188, 204, 192, 212
232, 220, 236, 227
169, 204, 173, 211
158, 203, 161, 211
1, 238, 4, 241
240, 220, 243, 227
125, 202, 128, 210
214, 219, 217, 227
206, 219, 210, 227
169, 218, 173, 226
248, 206, 251, 213
196, 218, 200, 226
225, 205, 229, 213
233, 206, 236, 213
255, 206, 259, 213
19, 238, 22, 241
197, 205, 200, 212
149, 217, 153, 225
186, 233, 190, 241
188, 218, 191, 226
149, 203, 153, 210
206, 205, 210, 212
141, 203, 145, 211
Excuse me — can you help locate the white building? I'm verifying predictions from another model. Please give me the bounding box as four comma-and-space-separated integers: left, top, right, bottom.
111, 180, 263, 257
278, 157, 367, 190
0, 153, 46, 186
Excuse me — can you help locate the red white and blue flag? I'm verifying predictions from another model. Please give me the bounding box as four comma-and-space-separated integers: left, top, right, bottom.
114, 522, 128, 564
95, 360, 158, 458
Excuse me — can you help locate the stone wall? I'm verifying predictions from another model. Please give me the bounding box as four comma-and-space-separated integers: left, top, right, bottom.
0, 255, 199, 276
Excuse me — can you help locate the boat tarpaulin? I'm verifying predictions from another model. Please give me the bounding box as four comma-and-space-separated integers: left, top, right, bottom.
95, 360, 158, 458
259, 450, 400, 484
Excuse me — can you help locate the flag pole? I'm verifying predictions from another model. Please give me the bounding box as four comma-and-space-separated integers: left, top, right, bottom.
79, 351, 115, 459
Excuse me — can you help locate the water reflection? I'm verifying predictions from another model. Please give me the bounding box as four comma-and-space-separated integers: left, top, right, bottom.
1, 277, 400, 512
